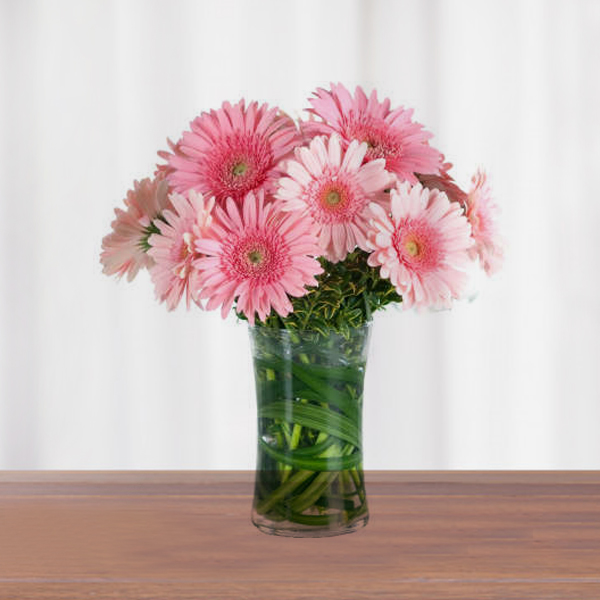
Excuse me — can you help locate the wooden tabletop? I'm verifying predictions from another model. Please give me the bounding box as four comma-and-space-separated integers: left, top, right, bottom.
0, 471, 599, 599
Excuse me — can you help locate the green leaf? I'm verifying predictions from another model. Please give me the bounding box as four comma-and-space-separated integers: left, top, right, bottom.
248, 250, 402, 335
255, 355, 365, 386
258, 401, 361, 448
259, 439, 362, 471
254, 357, 361, 421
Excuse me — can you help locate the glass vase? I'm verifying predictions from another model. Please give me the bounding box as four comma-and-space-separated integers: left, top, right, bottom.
249, 323, 371, 537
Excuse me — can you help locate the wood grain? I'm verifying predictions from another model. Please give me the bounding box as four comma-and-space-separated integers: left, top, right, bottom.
0, 471, 599, 599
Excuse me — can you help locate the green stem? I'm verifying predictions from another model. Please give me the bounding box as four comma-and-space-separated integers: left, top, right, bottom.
350, 467, 366, 504
259, 439, 362, 471
255, 469, 314, 515
281, 424, 301, 484
290, 471, 339, 513
284, 443, 352, 513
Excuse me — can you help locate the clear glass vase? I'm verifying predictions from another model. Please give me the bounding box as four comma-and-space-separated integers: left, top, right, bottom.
249, 323, 371, 537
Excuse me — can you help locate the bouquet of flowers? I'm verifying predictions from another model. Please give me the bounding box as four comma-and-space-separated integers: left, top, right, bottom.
101, 83, 503, 536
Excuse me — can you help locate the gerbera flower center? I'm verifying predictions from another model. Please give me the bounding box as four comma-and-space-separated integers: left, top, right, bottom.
223, 231, 291, 284
312, 180, 365, 224
205, 133, 275, 203
247, 249, 264, 265
405, 239, 420, 257
221, 151, 256, 189
325, 190, 342, 206
345, 118, 400, 162
392, 219, 441, 272
232, 162, 249, 177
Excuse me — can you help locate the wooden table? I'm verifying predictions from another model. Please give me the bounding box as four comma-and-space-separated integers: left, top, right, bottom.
0, 472, 599, 599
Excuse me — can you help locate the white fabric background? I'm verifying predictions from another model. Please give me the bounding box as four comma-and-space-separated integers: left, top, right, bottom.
1, 0, 599, 469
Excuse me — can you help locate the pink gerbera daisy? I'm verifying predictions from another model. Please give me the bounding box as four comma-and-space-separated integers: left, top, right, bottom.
303, 83, 443, 183
465, 170, 504, 275
147, 190, 215, 310
155, 137, 183, 178
194, 191, 323, 325
366, 182, 472, 309
164, 100, 301, 205
100, 175, 170, 281
276, 134, 392, 263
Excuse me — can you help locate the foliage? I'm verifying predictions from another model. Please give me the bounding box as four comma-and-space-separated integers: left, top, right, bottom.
239, 250, 401, 336
137, 221, 161, 253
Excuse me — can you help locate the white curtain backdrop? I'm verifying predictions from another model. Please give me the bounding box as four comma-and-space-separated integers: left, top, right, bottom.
1, 0, 599, 469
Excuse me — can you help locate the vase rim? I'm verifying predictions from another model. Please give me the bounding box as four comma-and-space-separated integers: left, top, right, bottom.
248, 321, 373, 336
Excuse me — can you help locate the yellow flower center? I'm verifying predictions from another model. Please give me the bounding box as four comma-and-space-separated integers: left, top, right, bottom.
405, 240, 420, 257
325, 190, 342, 206
232, 162, 248, 177
247, 249, 263, 265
